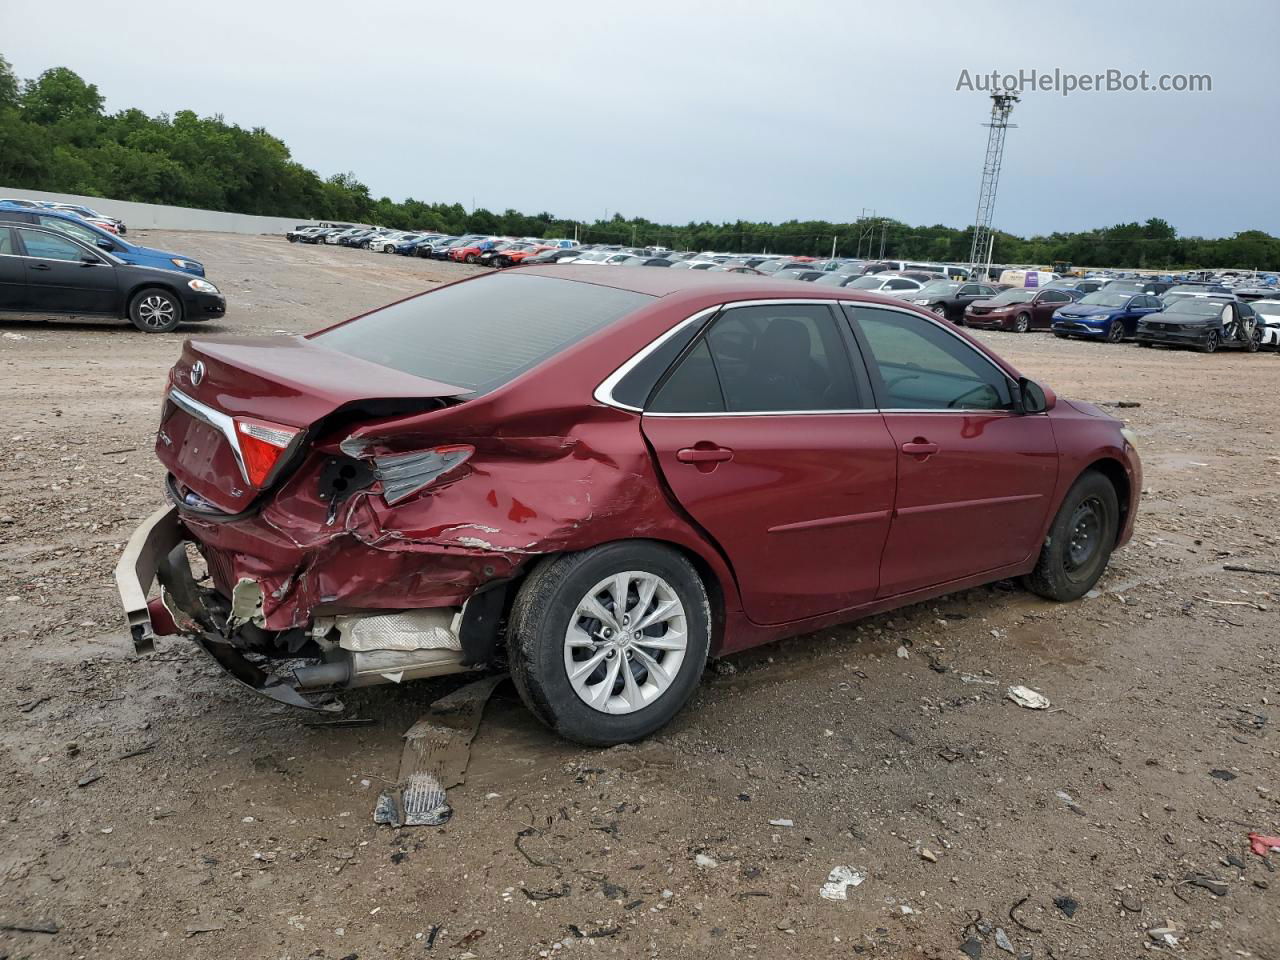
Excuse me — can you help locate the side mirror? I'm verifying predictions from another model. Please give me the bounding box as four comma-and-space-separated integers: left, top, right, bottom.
1017, 377, 1054, 414
96, 238, 114, 251
80, 255, 99, 265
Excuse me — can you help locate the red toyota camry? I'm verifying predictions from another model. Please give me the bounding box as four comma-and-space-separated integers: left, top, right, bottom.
117, 267, 1141, 745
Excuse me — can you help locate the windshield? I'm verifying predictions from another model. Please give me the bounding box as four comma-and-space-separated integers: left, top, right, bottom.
314, 274, 651, 395
1252, 302, 1280, 317
989, 289, 1036, 304
848, 276, 887, 289
918, 280, 959, 296
1079, 293, 1133, 308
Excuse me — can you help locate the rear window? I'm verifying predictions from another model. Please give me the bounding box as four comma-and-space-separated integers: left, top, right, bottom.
312, 274, 652, 394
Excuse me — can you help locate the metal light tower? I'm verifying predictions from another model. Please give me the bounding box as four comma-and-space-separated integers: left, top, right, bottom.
967, 93, 1018, 278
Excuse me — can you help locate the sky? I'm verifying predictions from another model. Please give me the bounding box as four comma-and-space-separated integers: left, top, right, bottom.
3, 0, 1276, 238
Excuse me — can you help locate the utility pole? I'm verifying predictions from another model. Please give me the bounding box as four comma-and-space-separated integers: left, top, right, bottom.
968, 93, 1019, 279
830, 235, 838, 261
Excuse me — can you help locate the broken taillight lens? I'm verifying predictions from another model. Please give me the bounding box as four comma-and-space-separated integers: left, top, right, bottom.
373, 444, 474, 504
235, 417, 301, 487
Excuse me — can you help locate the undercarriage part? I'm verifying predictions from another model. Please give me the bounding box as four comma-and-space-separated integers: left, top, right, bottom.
333, 608, 462, 653
188, 631, 343, 712
293, 648, 475, 689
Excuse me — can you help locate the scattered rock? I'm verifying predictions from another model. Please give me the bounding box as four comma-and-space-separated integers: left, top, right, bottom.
960, 936, 983, 959
1120, 891, 1143, 913
694, 853, 718, 868
994, 927, 1014, 954
1053, 895, 1078, 918
1208, 768, 1236, 781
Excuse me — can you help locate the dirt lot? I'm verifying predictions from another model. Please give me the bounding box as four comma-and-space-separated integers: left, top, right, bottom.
1, 232, 1277, 960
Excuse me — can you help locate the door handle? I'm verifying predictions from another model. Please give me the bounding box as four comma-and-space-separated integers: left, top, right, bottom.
900, 439, 938, 457
30, 263, 52, 271
676, 446, 733, 464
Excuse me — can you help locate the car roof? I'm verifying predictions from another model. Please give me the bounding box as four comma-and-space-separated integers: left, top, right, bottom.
514, 263, 928, 308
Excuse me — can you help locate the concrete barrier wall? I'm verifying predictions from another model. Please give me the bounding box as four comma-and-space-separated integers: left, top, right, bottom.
0, 186, 339, 235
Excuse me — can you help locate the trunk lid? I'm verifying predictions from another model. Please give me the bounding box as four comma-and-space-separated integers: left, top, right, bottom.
157, 336, 467, 513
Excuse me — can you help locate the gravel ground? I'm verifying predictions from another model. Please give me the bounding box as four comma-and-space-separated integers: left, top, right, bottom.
0, 232, 1277, 960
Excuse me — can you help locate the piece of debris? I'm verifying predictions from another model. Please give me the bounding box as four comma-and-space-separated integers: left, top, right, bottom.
0, 919, 59, 934
1055, 789, 1086, 816
1147, 926, 1179, 947
115, 743, 156, 760
2, 331, 29, 341
568, 924, 620, 939
1007, 685, 1050, 710
1053, 896, 1078, 918
76, 770, 102, 788
373, 675, 503, 828
1224, 564, 1280, 577
1114, 400, 1141, 408
695, 853, 718, 868
960, 936, 983, 959
1208, 769, 1237, 781
1185, 874, 1229, 897
18, 696, 50, 713
769, 818, 794, 828
521, 884, 570, 901
1249, 833, 1280, 857
896, 645, 909, 659
993, 927, 1014, 954
920, 848, 938, 863
184, 921, 226, 937
819, 865, 865, 901
1009, 895, 1041, 933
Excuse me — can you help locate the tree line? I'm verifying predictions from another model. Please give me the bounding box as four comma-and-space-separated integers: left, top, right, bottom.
1, 56, 1276, 271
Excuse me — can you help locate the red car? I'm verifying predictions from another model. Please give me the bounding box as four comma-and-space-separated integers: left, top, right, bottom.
117, 268, 1141, 745
449, 239, 496, 264
964, 286, 1081, 332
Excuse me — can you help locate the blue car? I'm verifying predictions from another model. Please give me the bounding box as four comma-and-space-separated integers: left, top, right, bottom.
1052, 291, 1164, 343
0, 203, 205, 276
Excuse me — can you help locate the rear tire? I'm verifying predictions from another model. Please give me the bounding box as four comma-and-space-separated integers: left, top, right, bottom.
1023, 470, 1120, 602
128, 287, 182, 333
508, 542, 711, 746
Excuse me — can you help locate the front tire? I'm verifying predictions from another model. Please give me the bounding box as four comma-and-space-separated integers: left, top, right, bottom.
508, 542, 712, 746
128, 288, 182, 333
1105, 319, 1125, 343
1200, 331, 1219, 354
1013, 313, 1032, 333
1024, 470, 1120, 602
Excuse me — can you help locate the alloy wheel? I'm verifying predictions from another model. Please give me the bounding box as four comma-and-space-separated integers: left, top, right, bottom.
137, 295, 176, 331
563, 571, 688, 715
1014, 313, 1031, 333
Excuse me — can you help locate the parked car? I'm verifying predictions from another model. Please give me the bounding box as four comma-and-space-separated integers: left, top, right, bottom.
450, 239, 500, 264
1249, 299, 1280, 349
1101, 278, 1174, 297
0, 203, 205, 276
834, 274, 926, 297
519, 247, 583, 266
776, 269, 826, 282
1134, 298, 1262, 353
0, 223, 223, 332
117, 267, 1140, 745
0, 197, 43, 208
287, 226, 327, 243
908, 280, 1000, 323
369, 231, 417, 253
1050, 292, 1165, 343
45, 202, 128, 234
490, 243, 553, 268
965, 287, 1082, 332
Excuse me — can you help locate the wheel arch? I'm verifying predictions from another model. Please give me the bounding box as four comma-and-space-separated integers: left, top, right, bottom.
122, 279, 184, 318
1080, 456, 1131, 544
502, 536, 730, 656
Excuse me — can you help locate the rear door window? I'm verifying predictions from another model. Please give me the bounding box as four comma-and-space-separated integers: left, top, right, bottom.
313, 274, 651, 395
649, 304, 863, 413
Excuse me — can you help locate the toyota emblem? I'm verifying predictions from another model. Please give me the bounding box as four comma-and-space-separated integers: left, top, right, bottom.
190, 360, 205, 386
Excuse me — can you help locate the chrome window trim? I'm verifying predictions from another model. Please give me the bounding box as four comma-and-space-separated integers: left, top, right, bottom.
168, 387, 250, 484
593, 305, 721, 411
593, 296, 1020, 418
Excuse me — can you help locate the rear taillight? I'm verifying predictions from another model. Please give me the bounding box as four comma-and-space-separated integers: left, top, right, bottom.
235, 417, 301, 486
373, 444, 474, 504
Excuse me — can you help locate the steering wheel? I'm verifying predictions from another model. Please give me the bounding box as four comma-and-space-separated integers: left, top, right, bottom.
947, 384, 995, 409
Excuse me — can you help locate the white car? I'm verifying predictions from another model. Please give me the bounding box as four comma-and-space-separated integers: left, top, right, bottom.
1250, 299, 1280, 348
842, 274, 926, 298
368, 231, 413, 253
